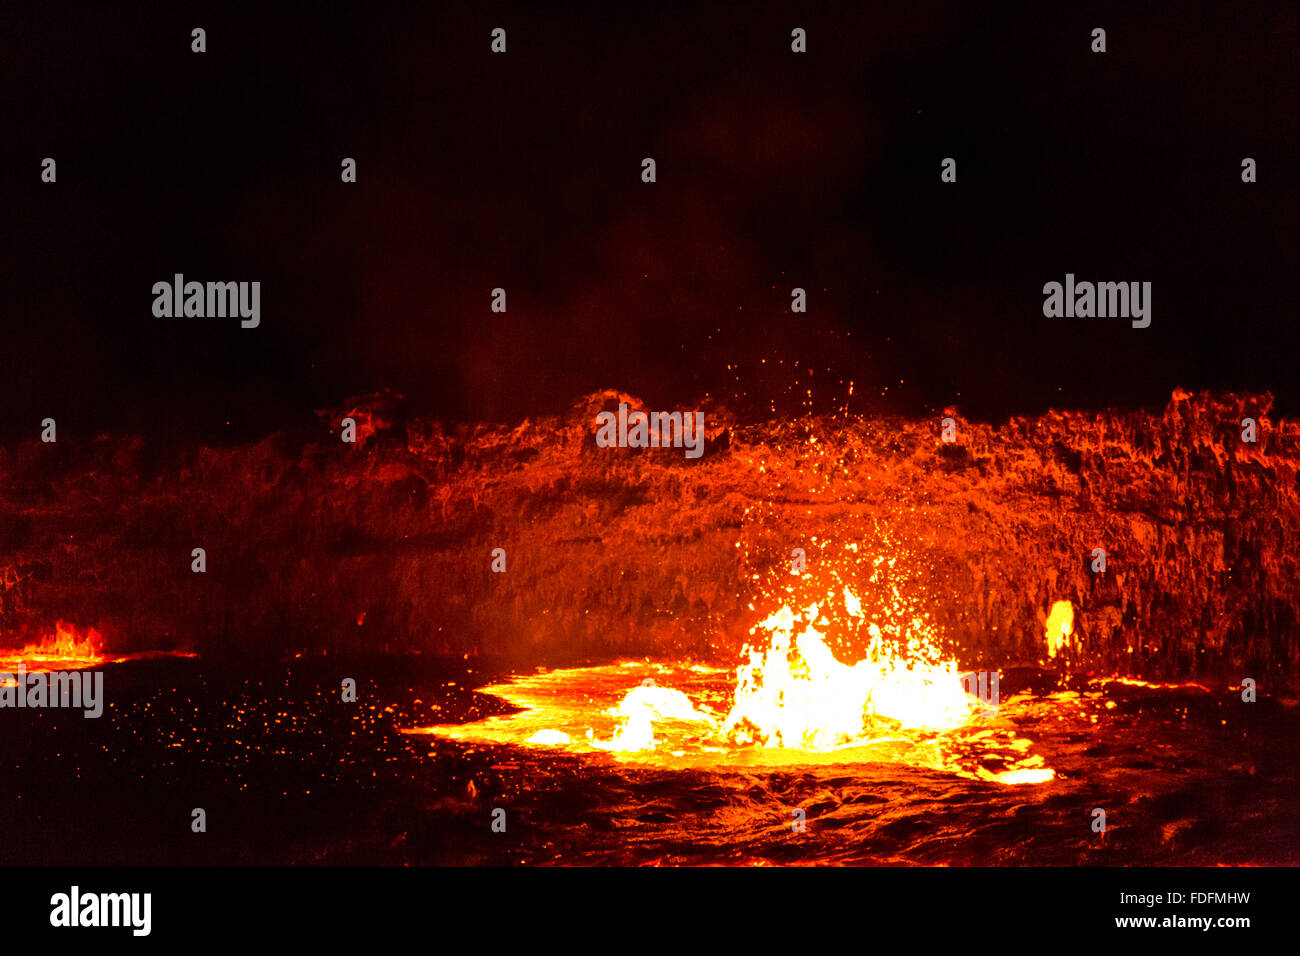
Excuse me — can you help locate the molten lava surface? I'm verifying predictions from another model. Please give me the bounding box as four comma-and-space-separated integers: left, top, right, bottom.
3, 653, 1297, 866
0, 623, 121, 684
405, 661, 1056, 785
399, 663, 1297, 865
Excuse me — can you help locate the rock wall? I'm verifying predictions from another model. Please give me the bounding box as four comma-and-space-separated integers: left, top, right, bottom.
1, 389, 1295, 688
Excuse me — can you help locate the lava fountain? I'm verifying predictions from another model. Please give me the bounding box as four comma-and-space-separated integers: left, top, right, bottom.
405, 550, 1056, 785
0, 622, 118, 683
0, 622, 196, 687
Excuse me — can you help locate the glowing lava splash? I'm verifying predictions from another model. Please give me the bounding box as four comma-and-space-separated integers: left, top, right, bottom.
406, 551, 1056, 785
0, 622, 196, 687
0, 622, 118, 682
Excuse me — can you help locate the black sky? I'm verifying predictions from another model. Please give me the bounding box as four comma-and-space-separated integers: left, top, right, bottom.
1, 1, 1297, 443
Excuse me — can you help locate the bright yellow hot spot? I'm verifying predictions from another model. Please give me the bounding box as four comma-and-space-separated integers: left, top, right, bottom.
407, 550, 1058, 786
721, 591, 975, 750
0, 622, 112, 678
1045, 600, 1074, 659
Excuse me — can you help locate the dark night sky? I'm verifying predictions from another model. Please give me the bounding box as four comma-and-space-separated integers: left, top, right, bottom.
1, 2, 1296, 443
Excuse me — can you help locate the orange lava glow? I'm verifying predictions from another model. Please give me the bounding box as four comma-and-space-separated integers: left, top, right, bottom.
1092, 676, 1213, 693
1045, 600, 1074, 659
0, 622, 118, 678
407, 546, 1059, 785
404, 659, 1057, 785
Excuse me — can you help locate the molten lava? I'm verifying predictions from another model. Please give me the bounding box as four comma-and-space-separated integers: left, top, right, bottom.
1045, 600, 1074, 659
0, 622, 114, 678
407, 555, 1058, 785
722, 591, 974, 749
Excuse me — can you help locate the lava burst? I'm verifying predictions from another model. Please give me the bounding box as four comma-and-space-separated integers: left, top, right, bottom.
406, 547, 1057, 785
0, 622, 114, 679
722, 589, 974, 749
